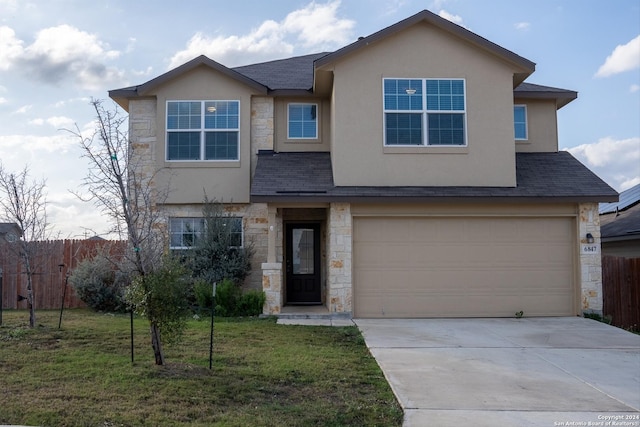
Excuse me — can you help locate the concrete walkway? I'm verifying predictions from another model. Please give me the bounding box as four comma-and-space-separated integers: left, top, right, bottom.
355, 317, 640, 427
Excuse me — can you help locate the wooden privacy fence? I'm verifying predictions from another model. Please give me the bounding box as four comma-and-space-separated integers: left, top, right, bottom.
602, 256, 640, 331
0, 239, 127, 310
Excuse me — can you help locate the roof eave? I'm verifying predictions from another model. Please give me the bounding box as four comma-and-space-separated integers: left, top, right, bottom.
251, 194, 620, 204
137, 55, 268, 96
108, 55, 269, 110
602, 234, 640, 243
267, 89, 314, 96
515, 90, 578, 109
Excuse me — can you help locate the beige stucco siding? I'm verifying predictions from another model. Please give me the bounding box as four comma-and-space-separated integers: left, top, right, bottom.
151, 66, 260, 204
515, 99, 559, 152
324, 23, 518, 187
274, 97, 331, 152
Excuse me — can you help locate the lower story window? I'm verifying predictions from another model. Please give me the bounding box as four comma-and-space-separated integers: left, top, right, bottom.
169, 217, 243, 250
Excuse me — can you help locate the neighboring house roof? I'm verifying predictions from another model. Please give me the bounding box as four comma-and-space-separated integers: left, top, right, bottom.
599, 183, 640, 214
600, 203, 640, 242
314, 9, 535, 87
0, 222, 22, 241
251, 151, 618, 203
514, 82, 578, 109
599, 183, 640, 242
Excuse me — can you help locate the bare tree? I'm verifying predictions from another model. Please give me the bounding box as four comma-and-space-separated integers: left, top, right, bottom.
0, 163, 50, 327
69, 99, 173, 365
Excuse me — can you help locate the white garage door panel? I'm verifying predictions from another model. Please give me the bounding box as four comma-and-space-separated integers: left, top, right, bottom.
353, 217, 575, 318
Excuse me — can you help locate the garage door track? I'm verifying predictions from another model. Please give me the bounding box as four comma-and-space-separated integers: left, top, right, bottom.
355, 317, 640, 427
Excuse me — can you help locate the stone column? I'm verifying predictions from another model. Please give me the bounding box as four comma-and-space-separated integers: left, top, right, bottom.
262, 262, 283, 315
327, 203, 352, 315
579, 202, 602, 314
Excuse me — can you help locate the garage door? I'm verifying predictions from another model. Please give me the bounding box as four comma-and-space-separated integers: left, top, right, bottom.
353, 217, 575, 318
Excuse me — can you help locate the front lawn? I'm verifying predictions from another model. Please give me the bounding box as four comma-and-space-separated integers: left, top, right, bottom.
0, 309, 402, 426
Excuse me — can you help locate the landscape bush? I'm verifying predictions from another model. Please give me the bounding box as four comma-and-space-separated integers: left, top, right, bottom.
69, 250, 128, 312
194, 278, 265, 317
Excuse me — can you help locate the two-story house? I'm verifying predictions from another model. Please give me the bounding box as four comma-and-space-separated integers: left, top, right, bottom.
110, 10, 617, 318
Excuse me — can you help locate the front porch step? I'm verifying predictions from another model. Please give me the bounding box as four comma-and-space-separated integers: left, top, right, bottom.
273, 312, 352, 320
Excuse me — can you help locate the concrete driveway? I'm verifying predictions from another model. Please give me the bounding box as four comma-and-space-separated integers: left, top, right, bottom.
355, 317, 640, 427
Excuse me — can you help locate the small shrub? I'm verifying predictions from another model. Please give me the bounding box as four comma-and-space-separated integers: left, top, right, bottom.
193, 279, 215, 310
195, 278, 265, 317
70, 250, 127, 312
214, 278, 241, 317
237, 290, 266, 317
124, 257, 191, 343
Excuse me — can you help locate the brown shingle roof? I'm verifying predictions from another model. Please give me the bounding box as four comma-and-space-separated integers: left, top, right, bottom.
250, 151, 618, 203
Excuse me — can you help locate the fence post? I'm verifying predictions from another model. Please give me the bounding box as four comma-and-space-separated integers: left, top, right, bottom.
1, 267, 3, 326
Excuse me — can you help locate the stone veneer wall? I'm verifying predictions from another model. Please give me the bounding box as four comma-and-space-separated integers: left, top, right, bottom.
129, 99, 158, 194
160, 203, 269, 291
579, 202, 603, 314
327, 203, 352, 314
250, 97, 274, 171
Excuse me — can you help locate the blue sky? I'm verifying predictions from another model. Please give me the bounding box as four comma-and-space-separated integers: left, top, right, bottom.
0, 0, 639, 237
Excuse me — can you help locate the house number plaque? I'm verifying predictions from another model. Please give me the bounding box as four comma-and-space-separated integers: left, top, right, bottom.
581, 244, 599, 254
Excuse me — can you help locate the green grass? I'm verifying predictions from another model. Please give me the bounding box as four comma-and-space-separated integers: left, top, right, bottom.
0, 310, 402, 426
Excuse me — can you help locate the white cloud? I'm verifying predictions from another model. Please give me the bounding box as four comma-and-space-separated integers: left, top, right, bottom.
0, 26, 23, 70
29, 118, 44, 125
45, 116, 75, 129
567, 136, 640, 191
281, 1, 355, 48
0, 132, 76, 155
14, 104, 32, 114
169, 0, 354, 68
0, 24, 125, 90
438, 10, 467, 28
0, 97, 7, 105
382, 0, 407, 16
514, 22, 531, 31
630, 84, 640, 93
595, 35, 640, 77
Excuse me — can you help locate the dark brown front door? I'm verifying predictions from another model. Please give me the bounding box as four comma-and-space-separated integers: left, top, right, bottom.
286, 223, 321, 304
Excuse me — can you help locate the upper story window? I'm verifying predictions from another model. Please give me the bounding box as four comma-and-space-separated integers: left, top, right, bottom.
166, 100, 240, 161
383, 78, 466, 146
169, 217, 243, 250
514, 105, 528, 140
288, 103, 318, 139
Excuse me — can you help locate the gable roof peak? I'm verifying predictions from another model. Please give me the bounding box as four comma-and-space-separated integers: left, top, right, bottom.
315, 8, 535, 85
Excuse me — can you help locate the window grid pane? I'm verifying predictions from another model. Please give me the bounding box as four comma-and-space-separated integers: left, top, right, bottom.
169, 218, 205, 249
427, 113, 465, 145
514, 106, 527, 139
167, 100, 240, 161
204, 101, 239, 130
167, 132, 201, 160
205, 132, 239, 160
426, 79, 465, 111
170, 217, 243, 249
167, 101, 201, 130
385, 113, 423, 145
288, 104, 317, 138
384, 79, 423, 111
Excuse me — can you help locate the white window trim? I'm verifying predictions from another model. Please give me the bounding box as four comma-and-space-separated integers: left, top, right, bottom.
514, 104, 528, 141
169, 216, 244, 250
166, 100, 241, 162
382, 78, 468, 148
287, 102, 319, 140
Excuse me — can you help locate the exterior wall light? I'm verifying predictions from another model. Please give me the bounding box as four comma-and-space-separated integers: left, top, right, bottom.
586, 233, 594, 243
